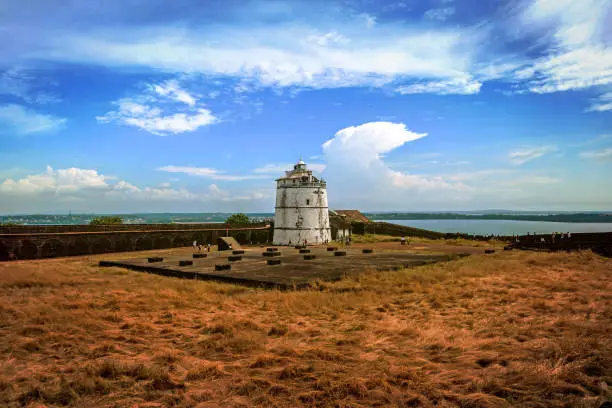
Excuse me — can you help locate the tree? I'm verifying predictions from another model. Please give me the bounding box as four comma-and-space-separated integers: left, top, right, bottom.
89, 216, 123, 225
225, 213, 250, 225
0, 221, 21, 226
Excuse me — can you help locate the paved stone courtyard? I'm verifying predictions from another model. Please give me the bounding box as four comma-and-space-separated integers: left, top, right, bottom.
99, 246, 466, 289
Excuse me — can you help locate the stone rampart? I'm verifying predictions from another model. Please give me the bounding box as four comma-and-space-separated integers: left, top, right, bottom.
0, 223, 271, 261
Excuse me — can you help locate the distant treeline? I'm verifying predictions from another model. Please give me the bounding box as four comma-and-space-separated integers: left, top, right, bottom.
365, 213, 612, 223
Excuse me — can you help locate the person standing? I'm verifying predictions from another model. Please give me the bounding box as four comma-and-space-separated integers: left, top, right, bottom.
192, 240, 197, 252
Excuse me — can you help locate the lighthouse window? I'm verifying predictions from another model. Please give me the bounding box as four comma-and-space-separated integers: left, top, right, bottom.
306, 199, 310, 206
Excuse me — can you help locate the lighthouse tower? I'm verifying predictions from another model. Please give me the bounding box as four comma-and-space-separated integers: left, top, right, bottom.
273, 160, 331, 245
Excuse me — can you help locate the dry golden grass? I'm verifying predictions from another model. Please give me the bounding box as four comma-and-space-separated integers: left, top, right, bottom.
0, 240, 611, 407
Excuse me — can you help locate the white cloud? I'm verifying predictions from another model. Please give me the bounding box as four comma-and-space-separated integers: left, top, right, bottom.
150, 79, 197, 106
306, 32, 349, 46
362, 13, 377, 28
0, 67, 61, 104
320, 122, 473, 209
0, 104, 66, 135
396, 76, 482, 95
157, 165, 268, 181
0, 166, 272, 213
0, 166, 108, 195
585, 91, 612, 112
97, 80, 217, 135
579, 148, 612, 162
424, 7, 455, 21
31, 22, 480, 92
509, 146, 557, 165
515, 0, 612, 94
322, 122, 427, 160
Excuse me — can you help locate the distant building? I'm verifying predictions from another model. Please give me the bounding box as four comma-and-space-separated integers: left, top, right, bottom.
273, 160, 331, 245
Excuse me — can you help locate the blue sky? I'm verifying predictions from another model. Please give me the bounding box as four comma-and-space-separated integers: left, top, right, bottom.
0, 0, 611, 214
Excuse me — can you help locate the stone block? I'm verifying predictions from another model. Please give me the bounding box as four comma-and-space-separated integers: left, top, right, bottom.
304, 254, 317, 260
484, 249, 496, 254
299, 249, 310, 253
267, 259, 281, 265
179, 260, 193, 266
362, 249, 374, 254
263, 251, 281, 257
334, 251, 347, 256
327, 247, 338, 251
215, 264, 231, 271
148, 257, 163, 263
228, 255, 242, 262
232, 250, 245, 255
193, 253, 207, 258
266, 247, 279, 252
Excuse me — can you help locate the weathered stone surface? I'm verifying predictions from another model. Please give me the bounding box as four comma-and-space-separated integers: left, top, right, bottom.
0, 224, 271, 261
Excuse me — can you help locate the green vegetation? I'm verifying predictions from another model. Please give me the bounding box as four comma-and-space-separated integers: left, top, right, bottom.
225, 213, 251, 225
89, 216, 124, 225
0, 221, 22, 226
366, 212, 612, 223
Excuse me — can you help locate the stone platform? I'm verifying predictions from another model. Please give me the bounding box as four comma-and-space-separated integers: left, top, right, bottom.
99, 247, 466, 289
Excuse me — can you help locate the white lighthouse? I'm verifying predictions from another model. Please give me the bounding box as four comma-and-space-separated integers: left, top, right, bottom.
273, 160, 331, 245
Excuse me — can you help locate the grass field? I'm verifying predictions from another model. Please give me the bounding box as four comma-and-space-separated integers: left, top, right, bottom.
0, 239, 610, 407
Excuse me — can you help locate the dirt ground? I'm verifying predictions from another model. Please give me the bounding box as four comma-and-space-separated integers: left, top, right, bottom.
0, 238, 610, 407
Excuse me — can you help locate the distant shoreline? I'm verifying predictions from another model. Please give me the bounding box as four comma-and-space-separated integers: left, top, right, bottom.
366, 213, 612, 223
1, 211, 612, 225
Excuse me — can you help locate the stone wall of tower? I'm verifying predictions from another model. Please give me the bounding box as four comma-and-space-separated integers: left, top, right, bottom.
273, 181, 331, 245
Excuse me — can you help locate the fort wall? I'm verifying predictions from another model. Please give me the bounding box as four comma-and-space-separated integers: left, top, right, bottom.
0, 223, 271, 261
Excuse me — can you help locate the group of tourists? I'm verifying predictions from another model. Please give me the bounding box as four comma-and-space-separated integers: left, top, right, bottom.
192, 240, 211, 253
